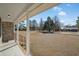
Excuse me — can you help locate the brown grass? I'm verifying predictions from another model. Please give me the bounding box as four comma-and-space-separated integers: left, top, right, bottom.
18, 31, 79, 56
30, 31, 79, 56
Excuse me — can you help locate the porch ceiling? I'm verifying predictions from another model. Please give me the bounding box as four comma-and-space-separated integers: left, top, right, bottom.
0, 3, 58, 23
0, 3, 34, 22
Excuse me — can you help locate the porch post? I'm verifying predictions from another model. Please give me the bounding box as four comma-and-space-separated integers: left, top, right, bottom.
17, 23, 19, 45
14, 23, 16, 42
26, 15, 31, 56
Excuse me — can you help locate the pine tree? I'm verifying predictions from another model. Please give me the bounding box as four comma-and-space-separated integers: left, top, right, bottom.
76, 17, 79, 30
43, 16, 55, 32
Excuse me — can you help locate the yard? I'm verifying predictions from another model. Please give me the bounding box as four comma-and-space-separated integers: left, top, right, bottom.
30, 31, 79, 56
18, 31, 79, 56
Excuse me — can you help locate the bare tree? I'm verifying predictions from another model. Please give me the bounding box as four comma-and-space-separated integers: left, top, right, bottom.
39, 18, 44, 31
53, 16, 61, 31
31, 19, 38, 30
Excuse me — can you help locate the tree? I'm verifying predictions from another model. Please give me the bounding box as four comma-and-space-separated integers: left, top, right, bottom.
39, 18, 44, 31
76, 17, 79, 30
43, 16, 55, 32
29, 20, 32, 30
19, 21, 26, 31
53, 16, 60, 31
31, 19, 38, 30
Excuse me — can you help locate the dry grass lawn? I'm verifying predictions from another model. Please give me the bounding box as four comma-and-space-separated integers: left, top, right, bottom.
30, 31, 79, 56
18, 31, 79, 56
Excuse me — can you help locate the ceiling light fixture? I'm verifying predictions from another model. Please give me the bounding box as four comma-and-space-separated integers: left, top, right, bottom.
8, 14, 10, 18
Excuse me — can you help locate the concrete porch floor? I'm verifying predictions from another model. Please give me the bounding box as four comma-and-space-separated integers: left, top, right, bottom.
0, 40, 24, 56
0, 44, 24, 56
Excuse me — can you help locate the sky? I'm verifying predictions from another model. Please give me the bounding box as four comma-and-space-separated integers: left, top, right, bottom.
29, 3, 79, 26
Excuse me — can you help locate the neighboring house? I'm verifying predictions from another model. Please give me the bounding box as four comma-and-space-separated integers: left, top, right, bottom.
61, 25, 78, 32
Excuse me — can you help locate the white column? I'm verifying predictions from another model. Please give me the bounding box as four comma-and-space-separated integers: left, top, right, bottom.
14, 23, 16, 42
17, 23, 19, 45
26, 15, 31, 56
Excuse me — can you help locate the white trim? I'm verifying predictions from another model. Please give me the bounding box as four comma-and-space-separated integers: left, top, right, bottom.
14, 23, 17, 42
26, 15, 31, 56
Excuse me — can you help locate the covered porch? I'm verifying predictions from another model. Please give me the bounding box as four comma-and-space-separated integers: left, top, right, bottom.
0, 3, 58, 56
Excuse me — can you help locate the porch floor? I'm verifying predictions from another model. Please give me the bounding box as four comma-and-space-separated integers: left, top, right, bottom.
0, 44, 24, 56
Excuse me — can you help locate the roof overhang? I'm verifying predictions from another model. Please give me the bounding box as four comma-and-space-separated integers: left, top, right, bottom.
15, 3, 59, 24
